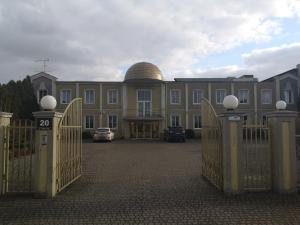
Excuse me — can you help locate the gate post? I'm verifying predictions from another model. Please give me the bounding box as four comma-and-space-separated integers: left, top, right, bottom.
0, 112, 13, 195
266, 105, 297, 193
219, 112, 244, 194
33, 108, 62, 198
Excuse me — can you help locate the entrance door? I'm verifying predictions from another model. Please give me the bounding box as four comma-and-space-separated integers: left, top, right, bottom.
129, 121, 159, 139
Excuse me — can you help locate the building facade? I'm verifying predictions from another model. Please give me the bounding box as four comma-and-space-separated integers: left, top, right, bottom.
31, 62, 300, 139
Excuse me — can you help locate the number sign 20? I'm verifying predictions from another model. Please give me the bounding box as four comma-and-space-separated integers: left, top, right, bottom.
38, 118, 52, 129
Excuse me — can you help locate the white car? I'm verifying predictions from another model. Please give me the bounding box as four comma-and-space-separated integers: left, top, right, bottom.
93, 128, 115, 142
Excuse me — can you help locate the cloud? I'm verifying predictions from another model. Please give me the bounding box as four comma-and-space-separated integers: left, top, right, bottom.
190, 43, 300, 81
0, 0, 300, 83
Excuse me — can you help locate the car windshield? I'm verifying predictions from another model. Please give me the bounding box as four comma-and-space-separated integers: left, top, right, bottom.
97, 128, 109, 132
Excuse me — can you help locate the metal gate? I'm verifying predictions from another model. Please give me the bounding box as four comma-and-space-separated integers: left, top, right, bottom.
56, 98, 82, 192
1, 120, 35, 195
242, 124, 271, 191
201, 98, 223, 189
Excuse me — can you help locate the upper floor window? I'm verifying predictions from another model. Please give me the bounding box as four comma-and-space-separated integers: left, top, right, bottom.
193, 115, 201, 129
108, 115, 118, 129
38, 89, 48, 103
137, 89, 151, 117
261, 89, 272, 104
170, 89, 181, 104
193, 89, 202, 104
281, 89, 294, 104
60, 90, 71, 104
85, 115, 94, 129
238, 89, 249, 104
170, 114, 181, 127
107, 89, 118, 104
216, 89, 226, 104
84, 89, 95, 104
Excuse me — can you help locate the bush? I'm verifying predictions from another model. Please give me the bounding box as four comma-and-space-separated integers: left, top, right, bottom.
82, 131, 93, 139
185, 129, 195, 139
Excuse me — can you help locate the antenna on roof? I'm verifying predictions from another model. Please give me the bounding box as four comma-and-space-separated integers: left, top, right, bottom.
35, 58, 50, 72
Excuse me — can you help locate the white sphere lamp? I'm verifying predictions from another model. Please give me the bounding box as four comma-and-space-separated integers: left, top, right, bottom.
223, 95, 239, 110
276, 100, 287, 110
40, 95, 57, 111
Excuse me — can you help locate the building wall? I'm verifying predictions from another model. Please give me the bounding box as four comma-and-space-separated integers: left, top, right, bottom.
31, 64, 300, 139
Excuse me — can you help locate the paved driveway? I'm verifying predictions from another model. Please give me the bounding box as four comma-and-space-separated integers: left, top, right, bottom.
1, 140, 300, 225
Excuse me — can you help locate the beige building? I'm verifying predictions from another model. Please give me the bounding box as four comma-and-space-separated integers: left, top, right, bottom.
31, 62, 300, 139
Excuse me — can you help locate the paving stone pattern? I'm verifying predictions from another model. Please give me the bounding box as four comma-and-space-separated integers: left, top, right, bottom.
1, 140, 300, 225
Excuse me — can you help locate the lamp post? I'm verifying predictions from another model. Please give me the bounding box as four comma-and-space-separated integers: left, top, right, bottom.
40, 95, 57, 111
275, 100, 287, 110
223, 95, 239, 111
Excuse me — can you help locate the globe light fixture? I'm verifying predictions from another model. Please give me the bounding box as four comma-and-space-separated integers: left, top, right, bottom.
275, 100, 287, 110
40, 95, 57, 111
223, 95, 239, 110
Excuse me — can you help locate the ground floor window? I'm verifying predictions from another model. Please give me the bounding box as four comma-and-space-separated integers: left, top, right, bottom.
108, 115, 117, 129
170, 115, 180, 127
193, 115, 201, 129
85, 115, 94, 129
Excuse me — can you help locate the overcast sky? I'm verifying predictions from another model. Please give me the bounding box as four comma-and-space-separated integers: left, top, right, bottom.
0, 0, 300, 83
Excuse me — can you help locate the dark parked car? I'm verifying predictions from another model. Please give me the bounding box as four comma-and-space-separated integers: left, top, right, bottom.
164, 126, 186, 142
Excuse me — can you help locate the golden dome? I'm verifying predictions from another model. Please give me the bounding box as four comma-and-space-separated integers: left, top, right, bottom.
124, 62, 163, 82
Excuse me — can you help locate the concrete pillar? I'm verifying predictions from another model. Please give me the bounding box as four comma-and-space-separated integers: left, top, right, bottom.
185, 83, 189, 129
161, 83, 166, 130
0, 112, 13, 195
219, 112, 244, 194
266, 110, 298, 193
33, 111, 63, 198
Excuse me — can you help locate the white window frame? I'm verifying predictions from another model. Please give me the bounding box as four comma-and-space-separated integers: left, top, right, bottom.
238, 89, 249, 104
60, 89, 72, 104
215, 89, 227, 105
170, 89, 181, 105
136, 89, 152, 117
192, 89, 202, 105
107, 114, 118, 129
170, 114, 181, 127
261, 89, 272, 105
193, 114, 201, 129
84, 89, 95, 104
84, 115, 95, 129
281, 89, 294, 104
107, 89, 118, 104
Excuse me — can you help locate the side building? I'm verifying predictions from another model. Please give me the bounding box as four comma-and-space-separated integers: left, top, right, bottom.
31, 62, 300, 139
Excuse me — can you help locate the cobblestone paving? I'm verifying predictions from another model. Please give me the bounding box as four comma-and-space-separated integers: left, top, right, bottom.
1, 140, 300, 225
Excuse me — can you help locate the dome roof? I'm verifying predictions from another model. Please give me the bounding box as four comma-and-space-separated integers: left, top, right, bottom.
124, 62, 163, 82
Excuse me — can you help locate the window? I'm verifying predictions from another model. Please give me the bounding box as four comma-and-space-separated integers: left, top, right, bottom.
108, 115, 118, 129
193, 89, 202, 104
261, 89, 272, 104
238, 89, 249, 104
38, 89, 48, 102
281, 89, 294, 104
262, 116, 267, 125
107, 89, 118, 104
84, 89, 95, 104
216, 89, 226, 104
137, 89, 151, 117
170, 89, 181, 104
170, 114, 180, 127
85, 115, 94, 129
60, 90, 71, 104
193, 115, 201, 129
243, 115, 248, 125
